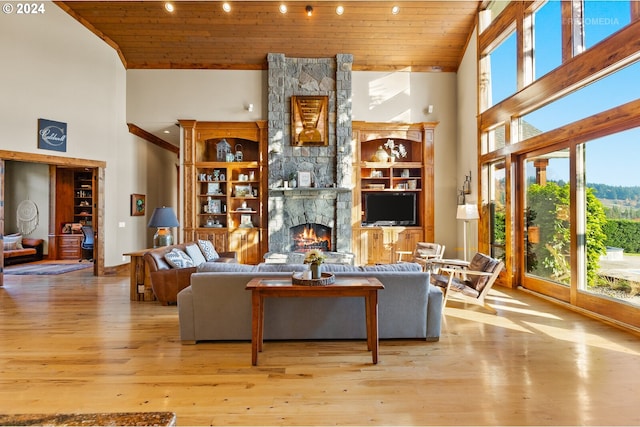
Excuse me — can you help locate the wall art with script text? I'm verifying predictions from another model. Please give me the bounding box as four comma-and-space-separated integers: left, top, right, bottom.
38, 118, 67, 152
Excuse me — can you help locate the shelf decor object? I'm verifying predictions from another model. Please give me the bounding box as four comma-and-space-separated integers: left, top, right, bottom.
148, 206, 180, 248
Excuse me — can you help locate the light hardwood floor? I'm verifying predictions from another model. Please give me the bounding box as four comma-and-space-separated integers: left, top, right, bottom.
1, 269, 639, 426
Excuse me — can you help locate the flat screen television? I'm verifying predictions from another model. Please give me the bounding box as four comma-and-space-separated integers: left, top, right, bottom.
363, 192, 417, 226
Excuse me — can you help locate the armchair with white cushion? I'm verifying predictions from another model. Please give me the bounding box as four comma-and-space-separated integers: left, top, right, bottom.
430, 252, 503, 314
396, 242, 445, 272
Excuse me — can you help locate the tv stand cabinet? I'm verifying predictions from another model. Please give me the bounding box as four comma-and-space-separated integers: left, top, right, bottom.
352, 122, 436, 265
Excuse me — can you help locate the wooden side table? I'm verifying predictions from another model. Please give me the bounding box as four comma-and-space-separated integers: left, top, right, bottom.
123, 249, 155, 301
246, 276, 384, 365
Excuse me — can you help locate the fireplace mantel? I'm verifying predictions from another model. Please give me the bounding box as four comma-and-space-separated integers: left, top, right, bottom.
269, 187, 352, 196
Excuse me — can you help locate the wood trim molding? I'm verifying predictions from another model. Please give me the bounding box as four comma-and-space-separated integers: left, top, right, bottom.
0, 150, 106, 168
127, 123, 179, 157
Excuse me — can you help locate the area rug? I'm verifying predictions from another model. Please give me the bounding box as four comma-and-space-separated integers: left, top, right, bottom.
3, 263, 92, 275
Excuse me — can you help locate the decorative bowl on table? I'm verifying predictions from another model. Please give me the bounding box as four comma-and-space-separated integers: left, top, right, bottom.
291, 272, 335, 286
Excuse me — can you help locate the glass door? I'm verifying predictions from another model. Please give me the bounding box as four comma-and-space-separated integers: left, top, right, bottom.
522, 147, 572, 300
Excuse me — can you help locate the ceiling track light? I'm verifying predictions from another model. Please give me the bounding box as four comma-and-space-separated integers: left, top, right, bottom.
305, 5, 313, 16
279, 4, 287, 14
336, 5, 344, 15
222, 2, 231, 13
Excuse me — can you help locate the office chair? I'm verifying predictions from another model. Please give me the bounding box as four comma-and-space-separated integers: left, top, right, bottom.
80, 225, 94, 262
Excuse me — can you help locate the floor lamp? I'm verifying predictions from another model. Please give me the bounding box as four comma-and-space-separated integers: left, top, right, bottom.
457, 203, 479, 261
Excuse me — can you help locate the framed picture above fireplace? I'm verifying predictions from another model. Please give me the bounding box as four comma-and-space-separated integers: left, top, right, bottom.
291, 95, 328, 146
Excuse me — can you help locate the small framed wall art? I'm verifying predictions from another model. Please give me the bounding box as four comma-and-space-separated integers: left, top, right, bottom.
298, 171, 312, 188
130, 194, 146, 216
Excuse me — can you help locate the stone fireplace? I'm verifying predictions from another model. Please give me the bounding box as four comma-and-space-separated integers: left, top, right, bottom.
290, 223, 331, 252
266, 53, 354, 255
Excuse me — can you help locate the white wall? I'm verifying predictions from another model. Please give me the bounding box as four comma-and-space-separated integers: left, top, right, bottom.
127, 69, 266, 126
0, 4, 177, 267
4, 162, 50, 252
456, 31, 480, 259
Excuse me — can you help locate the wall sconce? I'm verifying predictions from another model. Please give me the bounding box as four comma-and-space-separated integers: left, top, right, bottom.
306, 5, 313, 16
245, 103, 254, 112
457, 171, 472, 205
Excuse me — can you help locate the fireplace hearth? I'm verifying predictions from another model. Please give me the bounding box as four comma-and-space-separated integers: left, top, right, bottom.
290, 223, 331, 252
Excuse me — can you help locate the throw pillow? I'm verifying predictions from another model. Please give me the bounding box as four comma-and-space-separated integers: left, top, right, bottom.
185, 243, 207, 266
164, 248, 195, 269
3, 234, 24, 251
197, 239, 219, 261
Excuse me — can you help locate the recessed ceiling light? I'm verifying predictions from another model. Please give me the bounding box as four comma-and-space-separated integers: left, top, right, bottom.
279, 4, 287, 14
222, 2, 231, 13
164, 2, 174, 12
163, 130, 171, 134
336, 5, 344, 15
391, 5, 400, 15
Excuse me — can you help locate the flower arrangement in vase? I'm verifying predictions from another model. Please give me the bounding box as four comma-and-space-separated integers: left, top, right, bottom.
384, 139, 407, 162
304, 249, 326, 279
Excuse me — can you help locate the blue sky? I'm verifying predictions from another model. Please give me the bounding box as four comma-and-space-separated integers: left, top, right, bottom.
491, 1, 639, 187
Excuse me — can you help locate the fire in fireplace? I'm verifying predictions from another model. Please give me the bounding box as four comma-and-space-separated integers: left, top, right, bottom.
290, 223, 331, 252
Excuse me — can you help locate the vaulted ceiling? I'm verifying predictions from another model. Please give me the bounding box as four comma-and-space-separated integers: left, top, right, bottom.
57, 1, 480, 72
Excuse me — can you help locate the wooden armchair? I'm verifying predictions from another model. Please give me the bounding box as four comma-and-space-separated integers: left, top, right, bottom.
430, 252, 503, 314
396, 242, 445, 271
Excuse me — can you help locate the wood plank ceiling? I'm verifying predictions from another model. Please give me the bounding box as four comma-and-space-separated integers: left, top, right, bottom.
56, 1, 480, 71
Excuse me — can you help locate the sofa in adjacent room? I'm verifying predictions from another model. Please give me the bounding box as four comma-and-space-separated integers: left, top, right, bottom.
3, 234, 45, 266
177, 262, 443, 342
143, 240, 237, 305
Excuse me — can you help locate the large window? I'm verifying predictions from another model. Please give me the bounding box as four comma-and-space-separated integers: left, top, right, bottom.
521, 60, 640, 135
524, 150, 571, 286
487, 161, 506, 261
583, 129, 640, 307
533, 1, 562, 79
478, 1, 640, 328
486, 31, 517, 107
584, 1, 631, 49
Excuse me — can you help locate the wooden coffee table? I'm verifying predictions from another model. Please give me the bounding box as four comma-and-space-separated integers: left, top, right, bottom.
245, 276, 384, 365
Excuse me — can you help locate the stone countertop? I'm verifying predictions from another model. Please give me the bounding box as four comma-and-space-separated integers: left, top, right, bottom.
0, 412, 176, 426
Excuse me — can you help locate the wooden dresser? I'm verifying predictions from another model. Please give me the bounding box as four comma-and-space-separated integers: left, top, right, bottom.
57, 234, 83, 260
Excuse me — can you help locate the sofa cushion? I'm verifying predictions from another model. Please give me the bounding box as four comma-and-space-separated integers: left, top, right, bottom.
361, 262, 422, 272
322, 263, 362, 272
256, 263, 308, 272
185, 243, 207, 266
197, 262, 257, 273
4, 248, 37, 258
197, 239, 219, 261
3, 234, 24, 251
164, 248, 195, 269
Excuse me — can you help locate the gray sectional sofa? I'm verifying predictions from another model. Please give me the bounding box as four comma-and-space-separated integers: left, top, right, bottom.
177, 262, 443, 343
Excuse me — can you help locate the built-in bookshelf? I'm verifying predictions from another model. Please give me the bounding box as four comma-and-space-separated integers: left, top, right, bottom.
180, 121, 268, 264
352, 122, 436, 265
